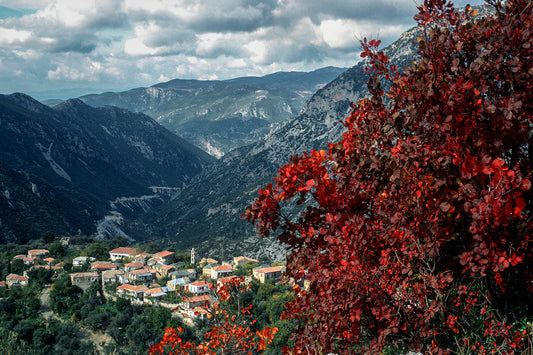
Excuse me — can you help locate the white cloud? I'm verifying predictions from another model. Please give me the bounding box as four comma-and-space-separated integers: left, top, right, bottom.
0, 27, 31, 44
0, 0, 487, 97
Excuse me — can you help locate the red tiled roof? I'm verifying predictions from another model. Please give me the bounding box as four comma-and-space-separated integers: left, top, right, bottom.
213, 265, 233, 272
44, 257, 55, 263
131, 267, 155, 274
7, 273, 29, 281
189, 280, 210, 287
184, 295, 211, 303
125, 262, 144, 267
145, 287, 165, 295
156, 250, 173, 258
110, 247, 139, 256
28, 249, 49, 255
117, 284, 147, 292
255, 266, 284, 274
91, 263, 117, 270
0, 281, 6, 287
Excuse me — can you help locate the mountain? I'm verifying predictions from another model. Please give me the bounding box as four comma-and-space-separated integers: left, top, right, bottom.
0, 93, 214, 243
78, 67, 347, 157
128, 27, 420, 254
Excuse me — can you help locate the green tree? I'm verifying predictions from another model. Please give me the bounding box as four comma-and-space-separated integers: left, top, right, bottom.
87, 242, 108, 261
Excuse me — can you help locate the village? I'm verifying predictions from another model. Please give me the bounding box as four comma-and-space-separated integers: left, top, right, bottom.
1, 242, 287, 326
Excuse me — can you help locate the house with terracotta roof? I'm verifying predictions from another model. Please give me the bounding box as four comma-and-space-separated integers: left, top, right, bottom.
28, 249, 49, 257
202, 263, 219, 278
211, 265, 233, 279
70, 272, 99, 289
155, 263, 175, 278
43, 257, 55, 265
129, 267, 157, 282
6, 273, 29, 287
101, 269, 125, 285
12, 254, 36, 266
91, 262, 117, 272
124, 262, 144, 272
144, 287, 167, 303
117, 284, 148, 300
188, 280, 211, 295
0, 281, 6, 288
183, 294, 211, 309
253, 266, 285, 284
109, 247, 141, 261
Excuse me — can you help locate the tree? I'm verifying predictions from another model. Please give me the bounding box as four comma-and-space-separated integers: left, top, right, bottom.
149, 277, 278, 354
245, 0, 532, 353
48, 242, 66, 258
87, 242, 108, 261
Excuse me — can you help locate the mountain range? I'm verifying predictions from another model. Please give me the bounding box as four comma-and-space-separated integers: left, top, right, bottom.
75, 67, 347, 157
0, 94, 213, 243
1, 18, 432, 258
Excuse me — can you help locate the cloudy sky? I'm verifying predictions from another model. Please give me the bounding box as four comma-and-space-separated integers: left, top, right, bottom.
0, 0, 485, 99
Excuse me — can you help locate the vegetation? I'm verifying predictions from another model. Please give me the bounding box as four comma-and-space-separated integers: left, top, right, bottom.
245, 0, 533, 353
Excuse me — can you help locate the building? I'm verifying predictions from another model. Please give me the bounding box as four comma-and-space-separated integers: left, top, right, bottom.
200, 257, 218, 265
117, 284, 148, 300
129, 267, 157, 282
43, 257, 55, 265
72, 256, 95, 267
154, 263, 175, 278
28, 249, 49, 257
101, 269, 125, 285
124, 262, 144, 272
202, 263, 219, 278
188, 280, 211, 295
109, 247, 141, 262
211, 265, 233, 279
166, 277, 189, 291
12, 254, 36, 266
170, 269, 197, 280
70, 272, 99, 289
183, 294, 211, 309
144, 287, 167, 303
6, 273, 29, 287
253, 266, 285, 284
154, 250, 174, 264
91, 262, 117, 272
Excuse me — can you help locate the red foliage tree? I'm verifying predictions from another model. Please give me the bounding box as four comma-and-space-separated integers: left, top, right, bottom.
245, 0, 533, 353
149, 277, 278, 354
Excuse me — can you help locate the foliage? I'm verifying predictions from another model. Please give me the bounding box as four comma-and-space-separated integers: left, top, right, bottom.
245, 0, 533, 353
48, 242, 66, 258
87, 242, 109, 261
149, 277, 278, 354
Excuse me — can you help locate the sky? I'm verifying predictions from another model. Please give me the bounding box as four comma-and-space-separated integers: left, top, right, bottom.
0, 0, 485, 99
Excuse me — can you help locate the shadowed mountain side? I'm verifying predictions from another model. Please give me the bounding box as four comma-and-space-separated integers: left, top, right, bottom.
0, 94, 214, 242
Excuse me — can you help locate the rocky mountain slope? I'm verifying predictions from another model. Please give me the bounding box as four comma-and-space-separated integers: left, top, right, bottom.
131, 27, 420, 252
0, 94, 214, 242
78, 67, 347, 157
